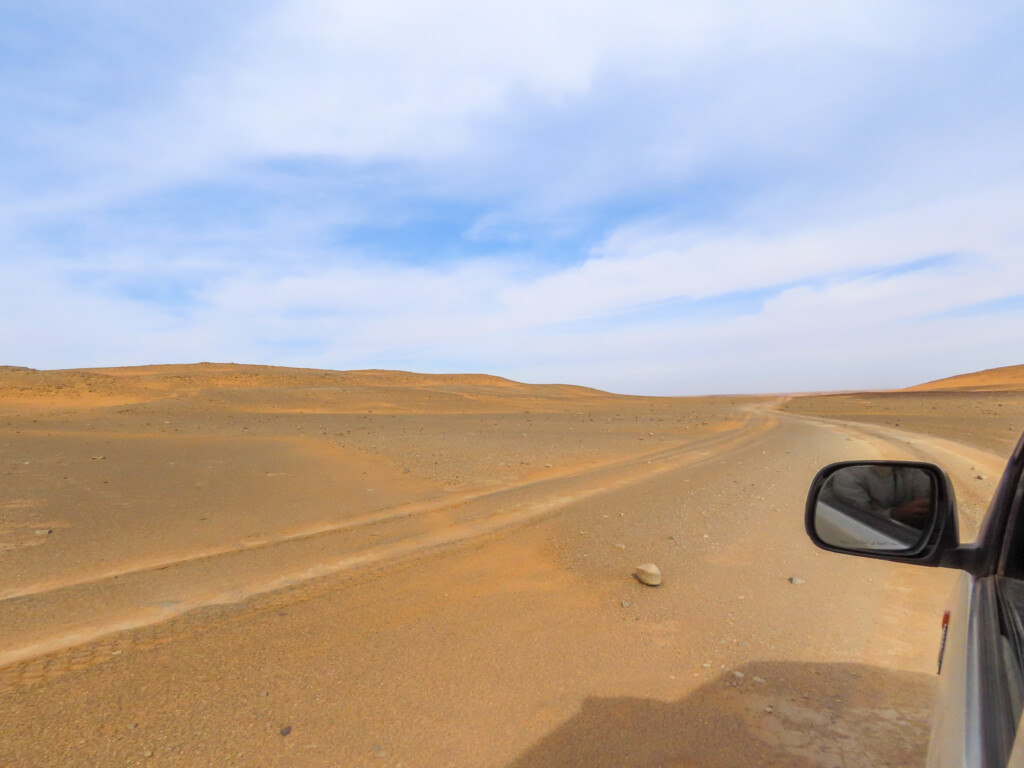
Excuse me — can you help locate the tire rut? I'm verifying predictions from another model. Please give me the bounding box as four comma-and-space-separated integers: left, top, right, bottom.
0, 411, 775, 684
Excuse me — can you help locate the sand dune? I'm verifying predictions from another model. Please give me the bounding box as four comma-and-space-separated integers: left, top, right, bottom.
0, 363, 1019, 767
907, 362, 1024, 391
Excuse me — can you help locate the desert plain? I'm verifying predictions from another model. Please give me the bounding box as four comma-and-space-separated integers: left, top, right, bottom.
1, 363, 1023, 767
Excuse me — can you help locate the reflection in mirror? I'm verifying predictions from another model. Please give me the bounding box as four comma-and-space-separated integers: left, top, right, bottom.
814, 465, 936, 551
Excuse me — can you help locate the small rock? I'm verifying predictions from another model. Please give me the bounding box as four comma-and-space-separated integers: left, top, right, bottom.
788, 577, 805, 585
34, 529, 52, 536
613, 543, 626, 550
732, 670, 745, 680
144, 750, 153, 758
280, 725, 292, 737
635, 563, 662, 586
753, 676, 766, 684
976, 474, 986, 480
91, 455, 106, 460
544, 463, 553, 468
621, 600, 632, 608
764, 705, 774, 714
701, 662, 712, 669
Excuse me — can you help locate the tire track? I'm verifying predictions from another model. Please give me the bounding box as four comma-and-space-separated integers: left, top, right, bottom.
0, 410, 776, 680
1, 416, 756, 604
776, 410, 1005, 538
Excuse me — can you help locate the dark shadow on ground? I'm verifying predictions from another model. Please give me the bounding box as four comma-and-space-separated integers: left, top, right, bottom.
509, 661, 936, 768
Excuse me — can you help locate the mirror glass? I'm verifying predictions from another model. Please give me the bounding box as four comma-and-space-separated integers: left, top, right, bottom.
813, 464, 936, 551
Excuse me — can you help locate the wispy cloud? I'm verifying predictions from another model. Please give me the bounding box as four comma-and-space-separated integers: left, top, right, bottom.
1, 1, 1022, 392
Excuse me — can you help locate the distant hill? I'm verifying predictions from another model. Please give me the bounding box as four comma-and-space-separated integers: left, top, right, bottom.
0, 363, 612, 410
907, 364, 1024, 392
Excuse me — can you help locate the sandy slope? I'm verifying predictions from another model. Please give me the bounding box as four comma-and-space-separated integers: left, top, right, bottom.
907, 363, 1024, 392
0, 364, 1020, 767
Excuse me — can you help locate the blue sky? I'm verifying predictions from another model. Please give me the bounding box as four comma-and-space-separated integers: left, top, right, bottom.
2, 1, 1022, 394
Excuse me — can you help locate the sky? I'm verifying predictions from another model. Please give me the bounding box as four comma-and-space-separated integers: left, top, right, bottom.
1, 1, 1022, 395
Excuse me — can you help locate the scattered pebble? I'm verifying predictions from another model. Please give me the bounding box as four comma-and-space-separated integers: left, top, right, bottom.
788, 577, 805, 585
701, 662, 712, 669
976, 474, 986, 480
33, 529, 52, 536
732, 670, 745, 680
144, 750, 153, 758
90, 455, 106, 460
620, 600, 632, 608
764, 705, 774, 714
635, 563, 662, 586
279, 725, 292, 737
753, 676, 766, 684
613, 543, 626, 550
544, 463, 553, 468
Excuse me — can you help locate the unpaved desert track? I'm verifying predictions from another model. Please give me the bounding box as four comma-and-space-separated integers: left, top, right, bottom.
0, 380, 1014, 768
778, 410, 1005, 539
0, 408, 774, 672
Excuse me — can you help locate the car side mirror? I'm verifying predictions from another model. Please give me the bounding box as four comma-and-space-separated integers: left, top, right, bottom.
806, 461, 960, 564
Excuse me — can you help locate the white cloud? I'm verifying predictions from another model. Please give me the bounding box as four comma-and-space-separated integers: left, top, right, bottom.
493, 179, 1024, 328
1, 1, 1022, 392
5, 0, 993, 212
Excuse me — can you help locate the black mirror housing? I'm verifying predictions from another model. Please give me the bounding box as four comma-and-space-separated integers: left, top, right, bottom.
805, 460, 961, 567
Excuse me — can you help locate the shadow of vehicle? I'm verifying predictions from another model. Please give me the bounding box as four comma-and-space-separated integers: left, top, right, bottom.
509, 661, 936, 768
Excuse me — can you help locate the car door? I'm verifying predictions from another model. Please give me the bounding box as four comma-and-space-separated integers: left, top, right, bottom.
929, 431, 1024, 768
987, 436, 1024, 768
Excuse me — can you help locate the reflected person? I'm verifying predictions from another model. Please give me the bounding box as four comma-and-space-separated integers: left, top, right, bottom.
827, 465, 933, 527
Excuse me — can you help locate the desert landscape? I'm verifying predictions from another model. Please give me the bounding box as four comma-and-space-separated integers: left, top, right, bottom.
1, 363, 1023, 767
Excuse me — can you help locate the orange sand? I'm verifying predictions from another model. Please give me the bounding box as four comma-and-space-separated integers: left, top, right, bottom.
0, 363, 1020, 766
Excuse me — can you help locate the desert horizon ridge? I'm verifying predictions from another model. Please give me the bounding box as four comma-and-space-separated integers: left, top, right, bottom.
4, 359, 1024, 401
1, 361, 1023, 766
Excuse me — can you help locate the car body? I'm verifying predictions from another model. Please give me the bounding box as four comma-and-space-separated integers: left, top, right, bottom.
805, 429, 1024, 768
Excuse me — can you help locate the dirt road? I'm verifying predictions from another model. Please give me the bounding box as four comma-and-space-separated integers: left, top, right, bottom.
0, 367, 1014, 767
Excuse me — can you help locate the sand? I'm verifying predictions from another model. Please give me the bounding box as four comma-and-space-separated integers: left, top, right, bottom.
907, 363, 1024, 392
1, 363, 1021, 767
